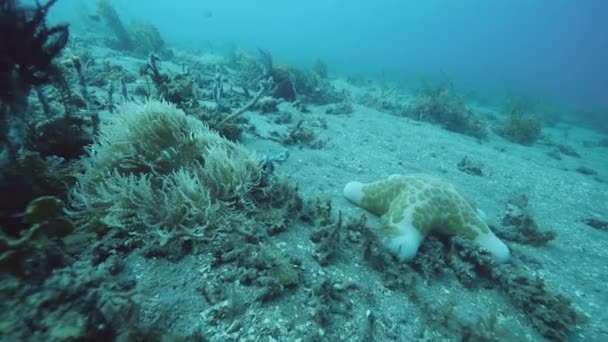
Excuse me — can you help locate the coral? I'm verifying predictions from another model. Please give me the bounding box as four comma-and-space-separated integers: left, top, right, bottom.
343, 174, 510, 262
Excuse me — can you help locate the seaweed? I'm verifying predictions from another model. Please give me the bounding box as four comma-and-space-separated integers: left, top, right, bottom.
495, 196, 557, 247
582, 218, 608, 231
309, 279, 358, 328
309, 200, 346, 266
575, 166, 597, 176
495, 101, 542, 145
312, 57, 328, 79
26, 113, 98, 159
0, 196, 74, 280
71, 57, 90, 108
0, 152, 78, 230
96, 0, 133, 50
457, 156, 484, 176
0, 0, 68, 163
132, 21, 166, 55
256, 95, 279, 113
412, 235, 449, 280
350, 203, 578, 340
325, 98, 353, 115
407, 86, 488, 139
452, 237, 583, 340
0, 258, 146, 341
276, 119, 327, 149
0, 0, 69, 108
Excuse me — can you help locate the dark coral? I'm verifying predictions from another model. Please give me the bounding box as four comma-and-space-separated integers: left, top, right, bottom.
0, 0, 68, 108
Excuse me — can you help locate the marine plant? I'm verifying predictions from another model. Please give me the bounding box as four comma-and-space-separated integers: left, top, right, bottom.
96, 0, 133, 50
0, 0, 68, 161
132, 21, 166, 56
0, 196, 74, 280
408, 87, 487, 139
495, 101, 542, 145
0, 0, 68, 109
67, 100, 298, 248
312, 58, 328, 79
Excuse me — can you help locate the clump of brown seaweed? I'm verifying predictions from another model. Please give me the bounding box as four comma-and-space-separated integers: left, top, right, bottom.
495, 100, 542, 145
309, 202, 581, 340
0, 0, 69, 162
407, 84, 488, 139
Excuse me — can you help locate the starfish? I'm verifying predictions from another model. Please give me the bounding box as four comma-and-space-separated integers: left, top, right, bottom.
344, 174, 510, 262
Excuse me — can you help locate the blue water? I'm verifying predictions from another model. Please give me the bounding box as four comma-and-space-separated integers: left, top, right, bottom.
49, 0, 608, 116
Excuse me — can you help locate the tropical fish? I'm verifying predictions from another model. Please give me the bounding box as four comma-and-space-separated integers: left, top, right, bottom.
181, 130, 196, 146
156, 130, 197, 163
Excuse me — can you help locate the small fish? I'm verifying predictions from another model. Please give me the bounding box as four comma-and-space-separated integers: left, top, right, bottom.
258, 149, 290, 176
157, 146, 179, 162
203, 11, 213, 19
182, 130, 196, 146
271, 149, 290, 162
88, 15, 101, 22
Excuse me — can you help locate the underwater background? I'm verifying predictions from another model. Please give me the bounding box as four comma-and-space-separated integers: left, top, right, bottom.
47, 0, 608, 116
2, 0, 607, 341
